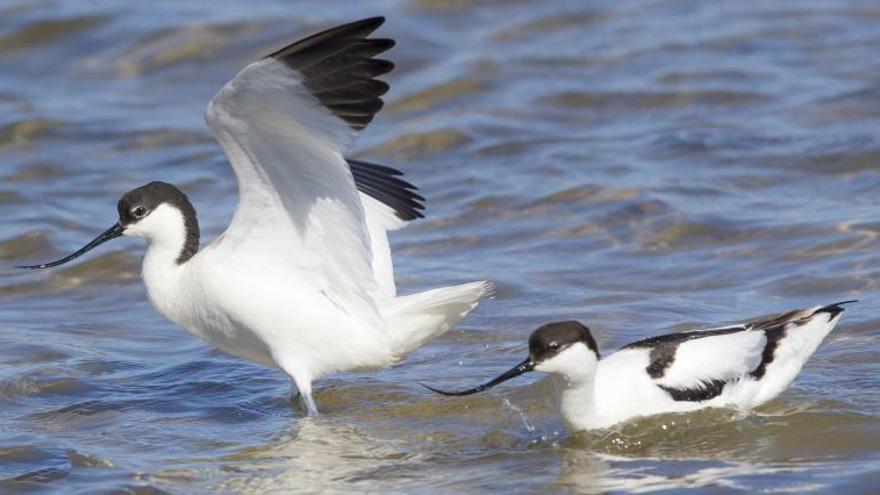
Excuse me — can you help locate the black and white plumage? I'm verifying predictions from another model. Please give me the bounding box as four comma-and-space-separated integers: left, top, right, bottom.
348, 159, 425, 221
19, 17, 491, 416
426, 302, 853, 431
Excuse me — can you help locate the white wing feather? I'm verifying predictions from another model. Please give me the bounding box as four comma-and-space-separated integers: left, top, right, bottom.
654, 329, 766, 390
360, 193, 407, 299
205, 38, 384, 328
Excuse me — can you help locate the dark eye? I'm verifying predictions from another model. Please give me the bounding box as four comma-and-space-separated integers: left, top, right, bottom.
548, 342, 560, 351
133, 206, 147, 218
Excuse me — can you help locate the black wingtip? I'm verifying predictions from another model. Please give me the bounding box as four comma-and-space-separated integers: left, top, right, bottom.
348, 159, 425, 221
362, 16, 386, 27
327, 16, 386, 39
816, 300, 858, 319
265, 17, 394, 131
265, 17, 387, 59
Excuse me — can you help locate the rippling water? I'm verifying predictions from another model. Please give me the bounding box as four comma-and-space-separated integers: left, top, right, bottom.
2, 0, 880, 493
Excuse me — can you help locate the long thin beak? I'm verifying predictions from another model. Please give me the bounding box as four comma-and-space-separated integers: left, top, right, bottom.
17, 223, 124, 269
422, 358, 535, 396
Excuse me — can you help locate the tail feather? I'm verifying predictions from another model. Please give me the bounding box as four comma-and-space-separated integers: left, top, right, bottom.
382, 281, 494, 359
813, 300, 857, 320
749, 300, 850, 405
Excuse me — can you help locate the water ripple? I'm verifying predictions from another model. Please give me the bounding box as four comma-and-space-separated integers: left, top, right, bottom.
0, 1, 878, 493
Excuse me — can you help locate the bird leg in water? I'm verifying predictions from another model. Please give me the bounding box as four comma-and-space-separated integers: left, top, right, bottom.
287, 374, 319, 416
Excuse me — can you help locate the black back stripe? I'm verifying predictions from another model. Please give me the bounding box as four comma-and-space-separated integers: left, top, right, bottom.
631, 302, 851, 386
659, 379, 728, 402
747, 309, 805, 331
623, 325, 745, 350
645, 345, 676, 379
348, 159, 425, 220
750, 325, 786, 380
266, 17, 393, 130
623, 326, 745, 379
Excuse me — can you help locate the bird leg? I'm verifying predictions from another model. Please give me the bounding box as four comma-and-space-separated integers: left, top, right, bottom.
287, 374, 319, 416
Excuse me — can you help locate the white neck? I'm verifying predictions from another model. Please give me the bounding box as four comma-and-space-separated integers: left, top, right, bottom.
142, 232, 186, 288
556, 375, 599, 432
535, 344, 600, 431
124, 204, 191, 321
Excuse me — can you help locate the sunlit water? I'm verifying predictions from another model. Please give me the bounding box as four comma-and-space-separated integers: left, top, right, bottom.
2, 0, 879, 493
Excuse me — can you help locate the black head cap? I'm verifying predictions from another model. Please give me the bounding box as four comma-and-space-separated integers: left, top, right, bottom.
117, 181, 191, 226
529, 321, 599, 363
421, 321, 599, 398
17, 181, 200, 270
117, 181, 199, 264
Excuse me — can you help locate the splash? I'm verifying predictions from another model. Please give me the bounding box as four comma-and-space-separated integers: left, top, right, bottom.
501, 397, 535, 433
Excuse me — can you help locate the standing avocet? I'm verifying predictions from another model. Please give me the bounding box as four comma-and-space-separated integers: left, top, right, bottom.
19, 17, 492, 415
426, 302, 852, 431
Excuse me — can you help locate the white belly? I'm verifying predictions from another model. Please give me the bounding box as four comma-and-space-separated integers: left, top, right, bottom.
143, 251, 394, 379
562, 352, 708, 431
181, 305, 277, 368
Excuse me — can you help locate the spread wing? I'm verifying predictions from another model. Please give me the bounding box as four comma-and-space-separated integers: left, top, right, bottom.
204, 17, 395, 327
348, 159, 425, 299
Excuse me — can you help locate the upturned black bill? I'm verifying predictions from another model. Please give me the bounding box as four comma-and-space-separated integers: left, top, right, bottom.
422, 358, 535, 396
17, 223, 125, 269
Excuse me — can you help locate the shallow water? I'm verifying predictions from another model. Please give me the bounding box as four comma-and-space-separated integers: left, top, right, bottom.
2, 0, 880, 493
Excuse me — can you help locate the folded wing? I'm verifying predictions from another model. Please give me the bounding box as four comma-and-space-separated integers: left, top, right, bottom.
624, 303, 850, 402
624, 323, 765, 401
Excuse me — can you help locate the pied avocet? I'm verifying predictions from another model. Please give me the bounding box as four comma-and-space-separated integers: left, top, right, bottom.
21, 17, 492, 415
426, 302, 852, 430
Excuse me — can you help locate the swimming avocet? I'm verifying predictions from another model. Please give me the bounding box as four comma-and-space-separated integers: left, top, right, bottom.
19, 17, 492, 415
425, 302, 852, 431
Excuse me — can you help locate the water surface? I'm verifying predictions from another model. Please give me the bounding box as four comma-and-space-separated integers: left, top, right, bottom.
2, 0, 879, 493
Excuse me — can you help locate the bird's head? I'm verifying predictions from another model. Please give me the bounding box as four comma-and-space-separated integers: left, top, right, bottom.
529, 321, 600, 377
116, 182, 194, 240
18, 181, 199, 269
423, 321, 601, 397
